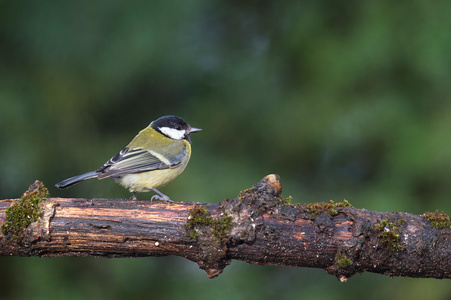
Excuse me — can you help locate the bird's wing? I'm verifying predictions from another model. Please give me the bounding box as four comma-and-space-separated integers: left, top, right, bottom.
96, 146, 186, 179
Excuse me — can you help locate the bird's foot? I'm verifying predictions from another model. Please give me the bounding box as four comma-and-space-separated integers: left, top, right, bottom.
151, 194, 173, 202
150, 188, 173, 202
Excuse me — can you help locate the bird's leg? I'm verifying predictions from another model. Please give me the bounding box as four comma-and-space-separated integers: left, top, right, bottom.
151, 188, 173, 202
129, 192, 137, 201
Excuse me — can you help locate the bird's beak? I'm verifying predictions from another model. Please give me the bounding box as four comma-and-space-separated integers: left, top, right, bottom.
189, 127, 202, 133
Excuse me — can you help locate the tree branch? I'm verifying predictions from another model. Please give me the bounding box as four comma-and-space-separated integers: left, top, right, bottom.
1, 176, 450, 281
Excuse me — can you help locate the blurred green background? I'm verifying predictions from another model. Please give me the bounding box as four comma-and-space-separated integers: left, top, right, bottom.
1, 0, 451, 299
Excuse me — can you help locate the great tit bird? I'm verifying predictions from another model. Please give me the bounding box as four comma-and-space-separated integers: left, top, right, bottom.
55, 115, 201, 201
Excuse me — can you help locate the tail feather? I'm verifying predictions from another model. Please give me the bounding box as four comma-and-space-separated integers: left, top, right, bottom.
55, 171, 98, 189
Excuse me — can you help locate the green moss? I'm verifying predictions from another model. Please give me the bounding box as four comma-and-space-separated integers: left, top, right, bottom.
335, 199, 352, 208
374, 219, 405, 252
424, 210, 451, 229
306, 200, 338, 216
335, 252, 353, 268
211, 215, 233, 243
185, 205, 233, 243
186, 206, 213, 225
1, 181, 49, 241
237, 188, 255, 201
280, 195, 292, 205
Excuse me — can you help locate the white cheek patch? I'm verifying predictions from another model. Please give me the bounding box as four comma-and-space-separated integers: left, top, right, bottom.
159, 127, 186, 140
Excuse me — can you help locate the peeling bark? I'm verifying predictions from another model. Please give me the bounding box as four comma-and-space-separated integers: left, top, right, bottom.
0, 175, 450, 280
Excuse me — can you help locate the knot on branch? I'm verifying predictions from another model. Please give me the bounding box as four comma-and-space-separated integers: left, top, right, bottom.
220, 174, 285, 244
185, 174, 286, 278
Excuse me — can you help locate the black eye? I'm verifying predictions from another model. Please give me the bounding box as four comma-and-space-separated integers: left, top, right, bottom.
175, 125, 182, 130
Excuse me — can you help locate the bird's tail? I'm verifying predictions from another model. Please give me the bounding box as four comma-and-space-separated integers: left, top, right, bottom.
55, 171, 98, 189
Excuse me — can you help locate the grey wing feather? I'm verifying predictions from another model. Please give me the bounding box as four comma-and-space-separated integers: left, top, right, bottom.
97, 147, 185, 179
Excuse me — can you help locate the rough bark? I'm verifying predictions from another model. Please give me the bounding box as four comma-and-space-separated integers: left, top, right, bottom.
0, 175, 450, 281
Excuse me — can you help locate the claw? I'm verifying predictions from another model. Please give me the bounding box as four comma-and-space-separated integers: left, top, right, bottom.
130, 192, 137, 201
151, 194, 173, 202
150, 188, 173, 202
